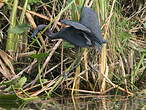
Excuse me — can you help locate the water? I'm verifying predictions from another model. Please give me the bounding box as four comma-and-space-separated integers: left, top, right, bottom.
0, 95, 146, 110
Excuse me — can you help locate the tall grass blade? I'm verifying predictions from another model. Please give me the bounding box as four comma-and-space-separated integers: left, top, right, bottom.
6, 0, 18, 52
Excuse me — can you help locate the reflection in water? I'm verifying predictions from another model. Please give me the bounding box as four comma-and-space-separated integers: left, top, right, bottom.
0, 95, 146, 110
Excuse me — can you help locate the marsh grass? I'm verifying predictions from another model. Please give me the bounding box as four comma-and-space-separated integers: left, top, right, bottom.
0, 0, 146, 99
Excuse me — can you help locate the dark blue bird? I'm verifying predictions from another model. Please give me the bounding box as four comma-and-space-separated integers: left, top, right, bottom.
31, 7, 107, 48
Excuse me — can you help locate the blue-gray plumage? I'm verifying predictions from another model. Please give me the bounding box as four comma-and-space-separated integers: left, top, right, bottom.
79, 7, 107, 45
61, 19, 91, 33
31, 7, 107, 48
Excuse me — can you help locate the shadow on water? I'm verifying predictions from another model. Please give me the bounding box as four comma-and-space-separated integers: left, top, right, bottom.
0, 94, 146, 110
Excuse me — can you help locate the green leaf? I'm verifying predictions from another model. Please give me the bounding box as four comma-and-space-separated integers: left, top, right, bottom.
0, 78, 19, 86
30, 53, 48, 60
14, 76, 27, 89
63, 41, 75, 48
0, 94, 23, 109
9, 24, 30, 34
28, 0, 40, 3
144, 22, 146, 29
41, 79, 48, 83
143, 50, 146, 54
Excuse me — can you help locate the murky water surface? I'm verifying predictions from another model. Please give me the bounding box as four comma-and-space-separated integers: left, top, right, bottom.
0, 95, 146, 110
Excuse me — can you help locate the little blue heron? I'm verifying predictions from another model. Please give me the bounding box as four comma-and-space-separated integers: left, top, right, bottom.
31, 7, 107, 48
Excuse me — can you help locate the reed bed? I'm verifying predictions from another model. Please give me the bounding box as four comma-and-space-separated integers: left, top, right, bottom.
0, 0, 146, 99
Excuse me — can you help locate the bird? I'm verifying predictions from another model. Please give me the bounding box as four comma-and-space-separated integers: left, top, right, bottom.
31, 7, 107, 48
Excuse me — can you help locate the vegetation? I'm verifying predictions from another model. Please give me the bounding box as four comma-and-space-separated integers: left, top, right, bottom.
0, 0, 146, 100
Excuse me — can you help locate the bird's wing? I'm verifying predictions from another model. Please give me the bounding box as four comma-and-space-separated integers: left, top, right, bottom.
53, 27, 92, 47
79, 7, 107, 44
31, 24, 91, 47
61, 19, 91, 33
